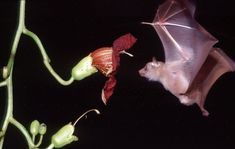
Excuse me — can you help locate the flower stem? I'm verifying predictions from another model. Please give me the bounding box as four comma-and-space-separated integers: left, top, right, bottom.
6, 0, 25, 78
34, 135, 43, 147
0, 81, 7, 87
22, 28, 74, 86
1, 0, 73, 148
8, 117, 34, 148
0, 1, 25, 147
0, 76, 13, 148
6, 0, 74, 85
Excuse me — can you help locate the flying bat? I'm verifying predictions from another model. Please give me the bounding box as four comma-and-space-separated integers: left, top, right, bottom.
139, 0, 235, 116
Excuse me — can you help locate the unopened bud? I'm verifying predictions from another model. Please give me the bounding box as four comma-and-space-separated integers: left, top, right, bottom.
30, 120, 40, 136
38, 123, 47, 135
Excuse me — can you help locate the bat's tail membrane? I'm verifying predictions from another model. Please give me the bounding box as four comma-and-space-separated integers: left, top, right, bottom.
214, 48, 235, 72
182, 47, 235, 116
229, 55, 235, 71
232, 61, 235, 71
229, 57, 235, 72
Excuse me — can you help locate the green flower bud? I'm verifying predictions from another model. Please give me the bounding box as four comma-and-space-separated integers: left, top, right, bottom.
38, 123, 47, 135
71, 55, 98, 81
51, 123, 78, 148
30, 120, 40, 136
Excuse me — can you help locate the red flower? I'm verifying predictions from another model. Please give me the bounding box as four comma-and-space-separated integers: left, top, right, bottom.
91, 33, 137, 104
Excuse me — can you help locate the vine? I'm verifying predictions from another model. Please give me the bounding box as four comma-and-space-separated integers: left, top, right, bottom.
0, 0, 100, 148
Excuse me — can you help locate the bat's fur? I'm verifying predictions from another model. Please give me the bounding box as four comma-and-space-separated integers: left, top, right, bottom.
139, 48, 235, 116
139, 0, 235, 116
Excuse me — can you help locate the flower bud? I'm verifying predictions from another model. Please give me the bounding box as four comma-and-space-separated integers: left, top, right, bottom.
51, 123, 78, 148
71, 55, 98, 80
30, 120, 40, 136
38, 123, 47, 135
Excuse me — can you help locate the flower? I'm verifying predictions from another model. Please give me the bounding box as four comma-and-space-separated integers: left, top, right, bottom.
90, 47, 113, 76
91, 33, 137, 104
71, 33, 137, 104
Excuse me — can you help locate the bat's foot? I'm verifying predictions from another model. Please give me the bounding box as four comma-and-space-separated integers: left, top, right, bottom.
200, 107, 209, 116
179, 95, 209, 116
197, 100, 209, 116
178, 95, 194, 106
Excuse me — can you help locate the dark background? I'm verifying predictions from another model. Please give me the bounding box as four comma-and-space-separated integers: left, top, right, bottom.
0, 0, 235, 149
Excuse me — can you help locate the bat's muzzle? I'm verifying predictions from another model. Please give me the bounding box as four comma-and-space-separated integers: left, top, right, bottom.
138, 68, 145, 77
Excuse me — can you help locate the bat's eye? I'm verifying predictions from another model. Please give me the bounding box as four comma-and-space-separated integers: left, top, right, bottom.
147, 63, 153, 69
146, 63, 155, 71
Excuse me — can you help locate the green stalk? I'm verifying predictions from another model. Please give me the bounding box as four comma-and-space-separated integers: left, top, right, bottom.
0, 0, 26, 147
0, 76, 13, 148
0, 81, 7, 87
9, 117, 34, 148
22, 29, 74, 86
6, 0, 25, 77
1, 0, 74, 148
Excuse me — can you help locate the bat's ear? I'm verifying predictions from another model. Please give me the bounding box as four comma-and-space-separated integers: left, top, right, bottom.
152, 57, 157, 63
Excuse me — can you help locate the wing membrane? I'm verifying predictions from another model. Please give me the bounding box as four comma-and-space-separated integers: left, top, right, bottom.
153, 0, 217, 83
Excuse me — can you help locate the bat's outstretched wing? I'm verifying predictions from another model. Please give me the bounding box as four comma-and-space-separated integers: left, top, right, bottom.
140, 0, 235, 116
184, 48, 235, 116
143, 0, 218, 84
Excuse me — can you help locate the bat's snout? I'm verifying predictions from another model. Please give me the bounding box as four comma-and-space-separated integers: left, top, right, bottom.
138, 68, 145, 77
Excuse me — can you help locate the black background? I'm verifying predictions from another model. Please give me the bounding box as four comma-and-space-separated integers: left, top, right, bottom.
0, 0, 235, 149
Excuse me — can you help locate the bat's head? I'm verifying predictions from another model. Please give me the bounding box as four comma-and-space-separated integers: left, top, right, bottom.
139, 57, 163, 81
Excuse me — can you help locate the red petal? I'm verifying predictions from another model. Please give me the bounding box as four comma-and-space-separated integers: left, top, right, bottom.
92, 33, 137, 104
101, 76, 117, 104
112, 33, 137, 71
91, 47, 113, 76
112, 33, 137, 52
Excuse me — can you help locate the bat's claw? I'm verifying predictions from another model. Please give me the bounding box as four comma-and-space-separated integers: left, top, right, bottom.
141, 22, 155, 26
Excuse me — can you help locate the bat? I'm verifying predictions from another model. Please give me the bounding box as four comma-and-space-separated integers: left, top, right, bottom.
139, 0, 235, 116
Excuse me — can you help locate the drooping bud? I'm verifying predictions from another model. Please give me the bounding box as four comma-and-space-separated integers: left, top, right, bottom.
51, 123, 78, 148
